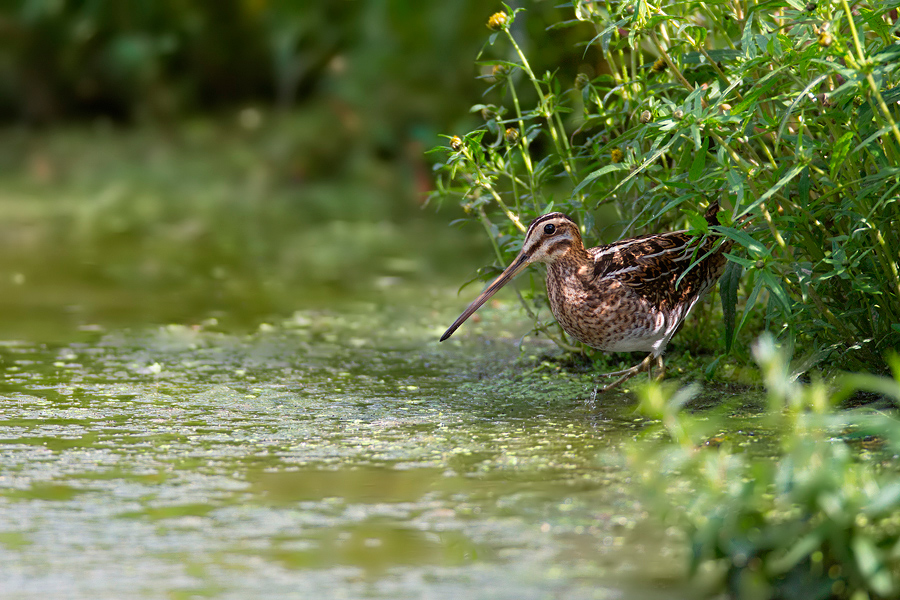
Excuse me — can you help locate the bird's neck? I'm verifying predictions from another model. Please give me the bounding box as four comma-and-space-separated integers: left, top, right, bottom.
547, 243, 593, 280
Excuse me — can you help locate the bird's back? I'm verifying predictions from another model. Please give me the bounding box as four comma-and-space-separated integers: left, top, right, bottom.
545, 202, 730, 354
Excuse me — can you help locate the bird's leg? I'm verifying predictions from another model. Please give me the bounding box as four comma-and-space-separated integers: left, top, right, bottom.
653, 355, 665, 382
647, 354, 665, 381
595, 354, 653, 394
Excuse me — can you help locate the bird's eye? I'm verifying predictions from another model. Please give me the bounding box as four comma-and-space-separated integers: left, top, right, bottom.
543, 223, 556, 235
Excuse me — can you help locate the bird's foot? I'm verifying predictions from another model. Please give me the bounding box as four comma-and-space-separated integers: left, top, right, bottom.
596, 355, 653, 379
593, 355, 653, 394
593, 354, 665, 395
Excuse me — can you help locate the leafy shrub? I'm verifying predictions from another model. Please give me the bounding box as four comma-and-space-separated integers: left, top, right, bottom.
634, 335, 900, 599
430, 1, 900, 373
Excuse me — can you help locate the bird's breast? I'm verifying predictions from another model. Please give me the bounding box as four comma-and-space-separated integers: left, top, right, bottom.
545, 268, 668, 354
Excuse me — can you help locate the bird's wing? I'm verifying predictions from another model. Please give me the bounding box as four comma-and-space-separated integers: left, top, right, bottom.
588, 202, 727, 309
589, 232, 721, 309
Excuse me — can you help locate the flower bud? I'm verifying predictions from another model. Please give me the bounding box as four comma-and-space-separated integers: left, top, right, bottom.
491, 64, 510, 82
487, 12, 508, 31
574, 73, 590, 90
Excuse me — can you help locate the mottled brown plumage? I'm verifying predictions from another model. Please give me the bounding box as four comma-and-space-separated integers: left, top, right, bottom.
441, 203, 731, 392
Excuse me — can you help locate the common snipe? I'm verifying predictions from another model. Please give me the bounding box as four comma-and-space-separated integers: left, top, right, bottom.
441, 202, 731, 392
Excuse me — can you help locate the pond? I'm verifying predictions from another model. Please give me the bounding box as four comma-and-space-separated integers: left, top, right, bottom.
0, 288, 702, 599
0, 122, 723, 599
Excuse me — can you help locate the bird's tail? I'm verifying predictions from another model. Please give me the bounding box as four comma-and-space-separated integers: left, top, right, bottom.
704, 200, 722, 227
705, 199, 752, 229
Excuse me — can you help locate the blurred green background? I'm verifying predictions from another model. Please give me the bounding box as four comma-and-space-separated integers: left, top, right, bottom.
0, 0, 588, 338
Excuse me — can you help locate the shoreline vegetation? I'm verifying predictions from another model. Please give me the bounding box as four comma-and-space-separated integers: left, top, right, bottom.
430, 2, 900, 378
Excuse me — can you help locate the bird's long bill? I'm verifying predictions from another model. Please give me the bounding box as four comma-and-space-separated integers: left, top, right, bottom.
440, 251, 532, 342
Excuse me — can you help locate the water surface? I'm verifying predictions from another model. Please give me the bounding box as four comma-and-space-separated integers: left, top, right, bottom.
0, 300, 698, 599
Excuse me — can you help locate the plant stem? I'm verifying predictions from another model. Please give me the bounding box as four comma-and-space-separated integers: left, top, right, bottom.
839, 0, 900, 151
462, 147, 526, 232
649, 31, 708, 109
504, 29, 578, 184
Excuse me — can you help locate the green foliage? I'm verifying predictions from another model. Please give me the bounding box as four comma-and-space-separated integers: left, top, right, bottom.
634, 336, 900, 600
430, 0, 900, 373
0, 0, 489, 128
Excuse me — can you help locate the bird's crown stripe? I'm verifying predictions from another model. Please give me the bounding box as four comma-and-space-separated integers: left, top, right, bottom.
525, 212, 568, 237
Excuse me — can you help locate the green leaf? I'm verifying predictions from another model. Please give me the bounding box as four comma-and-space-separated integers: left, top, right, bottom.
725, 170, 745, 205
676, 143, 694, 173
714, 226, 769, 257
776, 74, 829, 144
684, 210, 709, 232
861, 8, 891, 41
829, 131, 855, 180
721, 261, 742, 353
852, 536, 894, 597
683, 25, 708, 47
737, 275, 764, 340
759, 270, 793, 317
767, 532, 824, 574
864, 482, 900, 517
690, 123, 701, 149
681, 49, 742, 64
798, 166, 810, 205
689, 137, 708, 181
739, 163, 805, 218
704, 355, 721, 379
722, 252, 756, 269
837, 373, 900, 405
741, 12, 756, 59
573, 163, 627, 194
592, 134, 679, 206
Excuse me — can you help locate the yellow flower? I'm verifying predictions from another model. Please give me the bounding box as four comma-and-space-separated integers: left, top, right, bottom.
450, 136, 463, 151
504, 128, 520, 143
610, 148, 624, 163
487, 12, 508, 31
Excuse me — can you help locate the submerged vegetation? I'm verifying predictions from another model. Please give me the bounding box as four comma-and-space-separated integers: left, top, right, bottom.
430, 0, 900, 374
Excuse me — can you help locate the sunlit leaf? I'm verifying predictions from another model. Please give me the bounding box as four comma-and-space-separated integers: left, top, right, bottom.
830, 131, 856, 180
